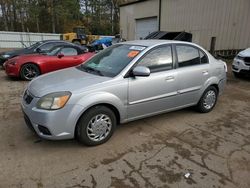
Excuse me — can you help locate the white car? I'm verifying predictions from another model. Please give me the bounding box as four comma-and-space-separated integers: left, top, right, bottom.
232, 48, 250, 77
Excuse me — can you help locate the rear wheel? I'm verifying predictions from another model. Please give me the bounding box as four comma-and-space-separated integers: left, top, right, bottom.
20, 63, 40, 81
196, 86, 218, 113
76, 106, 116, 146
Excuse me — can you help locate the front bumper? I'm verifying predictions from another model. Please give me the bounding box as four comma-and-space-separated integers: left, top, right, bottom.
232, 58, 250, 74
4, 64, 19, 77
0, 57, 7, 66
21, 92, 84, 140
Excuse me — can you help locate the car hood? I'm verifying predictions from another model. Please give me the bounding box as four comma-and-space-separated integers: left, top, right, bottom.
18, 54, 42, 57
10, 54, 43, 60
3, 48, 27, 56
239, 48, 250, 57
28, 67, 112, 97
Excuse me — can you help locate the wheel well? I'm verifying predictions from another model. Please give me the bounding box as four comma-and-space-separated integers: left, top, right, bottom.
20, 62, 41, 75
210, 84, 219, 93
74, 103, 121, 138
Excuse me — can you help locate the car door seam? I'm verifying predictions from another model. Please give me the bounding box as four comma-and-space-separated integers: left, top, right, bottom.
129, 91, 178, 105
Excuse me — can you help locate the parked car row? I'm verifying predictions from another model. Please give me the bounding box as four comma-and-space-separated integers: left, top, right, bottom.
0, 40, 73, 66
0, 37, 127, 80
4, 44, 94, 80
1, 39, 248, 82
2, 38, 248, 146
1, 40, 94, 80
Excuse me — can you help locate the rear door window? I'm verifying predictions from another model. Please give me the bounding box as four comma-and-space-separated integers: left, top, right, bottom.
176, 45, 200, 67
200, 50, 209, 64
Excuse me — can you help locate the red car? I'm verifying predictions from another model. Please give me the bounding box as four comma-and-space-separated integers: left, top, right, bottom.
4, 45, 94, 80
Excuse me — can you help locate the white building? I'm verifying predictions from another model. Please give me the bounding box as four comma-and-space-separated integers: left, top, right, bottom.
120, 0, 250, 52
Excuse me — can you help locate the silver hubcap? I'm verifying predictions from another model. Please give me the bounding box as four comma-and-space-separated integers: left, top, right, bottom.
87, 114, 112, 142
203, 90, 216, 110
23, 65, 38, 80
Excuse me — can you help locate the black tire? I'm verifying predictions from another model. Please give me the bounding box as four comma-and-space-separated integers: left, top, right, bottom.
76, 106, 116, 146
20, 63, 40, 81
196, 86, 218, 113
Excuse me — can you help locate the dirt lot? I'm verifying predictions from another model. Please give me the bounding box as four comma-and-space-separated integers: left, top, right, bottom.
0, 63, 250, 188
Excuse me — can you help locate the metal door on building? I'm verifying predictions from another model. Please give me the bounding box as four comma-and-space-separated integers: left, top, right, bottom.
135, 17, 158, 40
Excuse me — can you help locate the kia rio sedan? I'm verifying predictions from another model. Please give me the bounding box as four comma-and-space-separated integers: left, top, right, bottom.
21, 40, 227, 146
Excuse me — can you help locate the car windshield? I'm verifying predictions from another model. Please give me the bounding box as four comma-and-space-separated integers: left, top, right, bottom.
46, 46, 62, 56
79, 44, 146, 77
26, 41, 43, 49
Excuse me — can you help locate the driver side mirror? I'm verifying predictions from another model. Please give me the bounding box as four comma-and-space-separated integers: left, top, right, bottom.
132, 66, 150, 77
57, 53, 64, 58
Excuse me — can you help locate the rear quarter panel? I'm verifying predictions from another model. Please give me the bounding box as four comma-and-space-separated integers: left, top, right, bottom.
203, 55, 227, 95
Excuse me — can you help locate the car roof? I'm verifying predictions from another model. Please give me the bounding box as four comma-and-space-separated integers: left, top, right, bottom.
121, 40, 196, 47
28, 40, 72, 46
53, 44, 85, 49
40, 40, 66, 43
36, 40, 73, 45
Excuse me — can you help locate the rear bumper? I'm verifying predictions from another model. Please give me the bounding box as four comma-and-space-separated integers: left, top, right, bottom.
218, 77, 226, 95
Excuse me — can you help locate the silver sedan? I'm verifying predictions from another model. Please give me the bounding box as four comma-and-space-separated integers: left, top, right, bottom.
21, 40, 227, 146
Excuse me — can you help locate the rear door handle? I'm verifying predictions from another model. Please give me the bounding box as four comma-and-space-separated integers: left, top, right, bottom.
165, 76, 175, 81
202, 70, 209, 75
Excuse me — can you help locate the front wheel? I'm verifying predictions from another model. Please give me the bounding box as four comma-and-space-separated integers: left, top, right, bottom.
196, 86, 218, 113
76, 106, 116, 146
20, 63, 40, 81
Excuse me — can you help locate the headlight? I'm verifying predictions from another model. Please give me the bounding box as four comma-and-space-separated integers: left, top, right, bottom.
37, 91, 71, 110
2, 54, 10, 58
237, 55, 245, 61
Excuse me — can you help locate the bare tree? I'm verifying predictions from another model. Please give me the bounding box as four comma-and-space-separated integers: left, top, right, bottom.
0, 1, 9, 31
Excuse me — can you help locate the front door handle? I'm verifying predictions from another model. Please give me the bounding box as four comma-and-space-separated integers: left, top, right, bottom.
202, 70, 209, 75
165, 76, 175, 81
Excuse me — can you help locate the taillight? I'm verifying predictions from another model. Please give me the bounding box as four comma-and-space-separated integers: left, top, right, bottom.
223, 62, 227, 72
218, 60, 227, 73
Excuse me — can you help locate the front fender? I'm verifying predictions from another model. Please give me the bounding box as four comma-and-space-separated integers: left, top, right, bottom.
75, 92, 126, 123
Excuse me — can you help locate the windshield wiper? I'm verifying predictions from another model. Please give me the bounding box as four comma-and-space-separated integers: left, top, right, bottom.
81, 66, 104, 76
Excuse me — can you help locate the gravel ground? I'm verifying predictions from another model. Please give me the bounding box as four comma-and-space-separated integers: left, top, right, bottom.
0, 62, 249, 188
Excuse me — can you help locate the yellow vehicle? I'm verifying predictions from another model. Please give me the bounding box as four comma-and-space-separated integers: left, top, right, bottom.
62, 26, 99, 45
